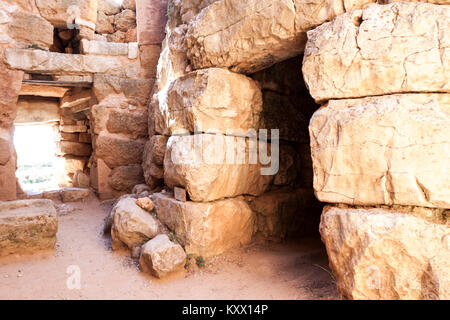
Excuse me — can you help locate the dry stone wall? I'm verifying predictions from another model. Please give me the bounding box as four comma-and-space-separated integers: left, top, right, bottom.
302, 2, 450, 299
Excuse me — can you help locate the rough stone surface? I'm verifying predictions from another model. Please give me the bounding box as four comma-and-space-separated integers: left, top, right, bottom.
0, 199, 58, 256
106, 108, 148, 139
164, 134, 274, 202
36, 0, 98, 28
109, 165, 145, 192
8, 11, 54, 49
114, 9, 136, 32
60, 187, 90, 202
303, 2, 450, 102
158, 68, 262, 135
136, 197, 155, 212
152, 192, 254, 257
139, 234, 186, 278
185, 0, 376, 73
320, 205, 450, 300
111, 197, 160, 249
309, 94, 450, 209
57, 141, 92, 157
95, 132, 145, 169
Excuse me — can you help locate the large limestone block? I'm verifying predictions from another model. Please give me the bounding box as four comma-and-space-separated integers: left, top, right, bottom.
15, 96, 60, 123
111, 197, 160, 249
320, 205, 450, 300
36, 0, 98, 28
0, 158, 17, 201
0, 199, 58, 256
8, 11, 53, 49
0, 61, 23, 129
139, 234, 186, 278
303, 2, 450, 102
95, 132, 146, 169
109, 165, 145, 192
158, 68, 262, 135
164, 134, 274, 202
310, 94, 450, 209
185, 0, 376, 73
151, 192, 255, 257
5, 49, 123, 76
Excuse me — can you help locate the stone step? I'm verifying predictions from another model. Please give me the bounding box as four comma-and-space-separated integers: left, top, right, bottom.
0, 199, 57, 256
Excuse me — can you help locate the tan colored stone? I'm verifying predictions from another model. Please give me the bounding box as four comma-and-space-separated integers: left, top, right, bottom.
57, 141, 92, 157
60, 187, 90, 202
15, 96, 60, 124
95, 132, 146, 169
96, 11, 114, 34
164, 134, 274, 202
81, 39, 128, 56
151, 192, 255, 257
144, 135, 168, 166
73, 170, 90, 188
5, 48, 124, 76
19, 83, 70, 98
0, 199, 57, 256
109, 164, 145, 192
174, 186, 186, 202
136, 0, 167, 45
0, 128, 12, 166
320, 205, 450, 300
156, 68, 262, 135
125, 27, 137, 42
111, 197, 160, 249
90, 158, 114, 199
185, 0, 377, 73
36, 0, 98, 28
0, 158, 16, 201
139, 234, 186, 278
0, 61, 23, 129
78, 133, 91, 143
114, 9, 136, 32
177, 0, 218, 24
136, 197, 155, 212
303, 2, 450, 102
8, 11, 53, 49
122, 0, 136, 11
98, 0, 122, 15
106, 108, 148, 140
309, 94, 450, 209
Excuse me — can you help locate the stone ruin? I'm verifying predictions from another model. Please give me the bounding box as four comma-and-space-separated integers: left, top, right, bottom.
0, 0, 449, 299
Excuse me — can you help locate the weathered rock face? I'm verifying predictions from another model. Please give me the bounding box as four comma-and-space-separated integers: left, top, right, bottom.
95, 132, 146, 169
139, 234, 186, 278
151, 192, 254, 257
164, 134, 274, 202
36, 0, 98, 28
0, 199, 58, 256
110, 197, 160, 249
109, 164, 145, 192
303, 2, 450, 102
320, 205, 450, 300
185, 0, 378, 74
157, 68, 263, 135
8, 11, 53, 49
142, 135, 168, 188
309, 94, 450, 209
60, 187, 90, 202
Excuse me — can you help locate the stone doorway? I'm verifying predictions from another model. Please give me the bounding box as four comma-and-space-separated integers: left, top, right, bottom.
13, 81, 94, 199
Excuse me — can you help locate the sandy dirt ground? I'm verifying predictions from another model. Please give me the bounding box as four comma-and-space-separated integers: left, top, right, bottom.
0, 196, 339, 300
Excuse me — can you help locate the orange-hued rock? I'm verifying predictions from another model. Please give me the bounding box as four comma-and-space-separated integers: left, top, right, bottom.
151, 192, 255, 257
309, 94, 450, 209
320, 205, 450, 300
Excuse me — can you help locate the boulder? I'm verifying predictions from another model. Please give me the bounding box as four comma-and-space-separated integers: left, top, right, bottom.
98, 0, 122, 15
152, 192, 255, 257
108, 164, 145, 192
136, 197, 155, 212
122, 0, 136, 11
57, 141, 92, 157
60, 187, 90, 202
0, 199, 58, 256
139, 234, 186, 278
106, 108, 148, 139
96, 11, 114, 34
132, 184, 152, 196
320, 205, 450, 300
185, 0, 375, 73
110, 197, 160, 249
309, 94, 450, 209
114, 9, 136, 32
157, 68, 262, 135
302, 2, 450, 102
72, 170, 90, 188
95, 132, 146, 169
164, 134, 274, 202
